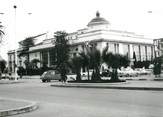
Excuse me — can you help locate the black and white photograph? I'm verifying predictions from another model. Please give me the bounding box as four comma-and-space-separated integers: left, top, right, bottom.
0, 0, 163, 116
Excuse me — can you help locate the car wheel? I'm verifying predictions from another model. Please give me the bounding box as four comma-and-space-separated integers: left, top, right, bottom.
42, 79, 46, 82
47, 79, 51, 82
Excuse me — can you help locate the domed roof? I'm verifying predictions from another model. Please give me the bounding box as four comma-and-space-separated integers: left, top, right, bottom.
87, 11, 109, 27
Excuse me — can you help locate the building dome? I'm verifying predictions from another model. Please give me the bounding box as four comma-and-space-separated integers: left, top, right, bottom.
87, 11, 109, 27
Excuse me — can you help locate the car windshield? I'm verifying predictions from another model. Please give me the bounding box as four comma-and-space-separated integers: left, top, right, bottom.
50, 71, 55, 75
42, 71, 48, 76
55, 70, 60, 74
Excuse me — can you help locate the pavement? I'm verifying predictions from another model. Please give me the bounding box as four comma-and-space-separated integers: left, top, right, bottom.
0, 75, 163, 117
0, 74, 163, 116
0, 79, 24, 84
0, 98, 38, 117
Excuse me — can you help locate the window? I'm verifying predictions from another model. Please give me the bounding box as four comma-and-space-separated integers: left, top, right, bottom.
82, 45, 84, 50
73, 53, 76, 57
35, 53, 37, 57
94, 43, 97, 47
9, 55, 12, 61
42, 51, 48, 65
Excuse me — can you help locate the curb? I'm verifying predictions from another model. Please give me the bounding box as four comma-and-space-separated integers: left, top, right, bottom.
0, 99, 38, 117
51, 84, 163, 91
0, 80, 24, 84
125, 78, 148, 81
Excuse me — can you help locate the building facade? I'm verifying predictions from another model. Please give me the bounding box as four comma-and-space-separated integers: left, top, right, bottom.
153, 38, 163, 57
8, 12, 154, 73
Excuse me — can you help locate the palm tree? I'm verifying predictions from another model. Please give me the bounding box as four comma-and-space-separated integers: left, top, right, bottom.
69, 56, 83, 81
0, 22, 5, 44
89, 47, 102, 81
18, 36, 35, 57
80, 45, 103, 81
79, 52, 90, 80
54, 31, 69, 82
0, 59, 6, 79
102, 51, 130, 81
0, 60, 6, 73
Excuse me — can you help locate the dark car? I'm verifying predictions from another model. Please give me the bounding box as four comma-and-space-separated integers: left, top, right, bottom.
40, 70, 61, 82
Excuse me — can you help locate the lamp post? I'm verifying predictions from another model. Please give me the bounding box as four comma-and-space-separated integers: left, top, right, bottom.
13, 5, 18, 81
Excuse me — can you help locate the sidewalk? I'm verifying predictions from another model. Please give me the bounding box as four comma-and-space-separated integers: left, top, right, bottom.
0, 79, 23, 84
0, 98, 38, 117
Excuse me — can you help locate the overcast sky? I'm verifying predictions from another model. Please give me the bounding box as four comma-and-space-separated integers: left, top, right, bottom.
1, 0, 163, 60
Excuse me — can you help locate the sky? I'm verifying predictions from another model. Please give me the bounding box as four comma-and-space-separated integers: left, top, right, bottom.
1, 0, 163, 60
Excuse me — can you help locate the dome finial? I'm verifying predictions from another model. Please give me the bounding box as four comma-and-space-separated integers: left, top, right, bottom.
96, 11, 100, 17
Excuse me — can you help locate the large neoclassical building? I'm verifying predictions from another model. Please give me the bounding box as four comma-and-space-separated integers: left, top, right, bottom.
8, 12, 154, 72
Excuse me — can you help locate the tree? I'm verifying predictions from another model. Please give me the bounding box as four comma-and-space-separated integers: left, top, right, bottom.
80, 44, 105, 81
102, 47, 130, 81
54, 31, 69, 82
18, 36, 35, 57
153, 56, 162, 77
88, 47, 102, 81
0, 59, 6, 79
18, 33, 46, 70
17, 66, 25, 78
69, 56, 83, 81
80, 52, 90, 80
0, 22, 5, 44
0, 60, 6, 73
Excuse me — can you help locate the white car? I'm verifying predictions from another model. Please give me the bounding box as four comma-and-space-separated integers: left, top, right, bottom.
118, 68, 138, 77
135, 68, 152, 75
1, 73, 10, 79
67, 73, 76, 81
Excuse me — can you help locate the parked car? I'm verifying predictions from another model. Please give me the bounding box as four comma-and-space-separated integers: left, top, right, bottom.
40, 70, 61, 82
40, 70, 76, 82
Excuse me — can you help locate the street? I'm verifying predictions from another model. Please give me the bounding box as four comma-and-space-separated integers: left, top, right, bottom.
0, 79, 163, 117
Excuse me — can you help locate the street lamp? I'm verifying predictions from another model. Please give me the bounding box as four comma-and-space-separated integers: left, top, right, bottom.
13, 5, 18, 81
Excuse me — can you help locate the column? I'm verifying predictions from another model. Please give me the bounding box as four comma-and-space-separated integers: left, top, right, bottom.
40, 51, 42, 67
129, 44, 134, 66
139, 45, 141, 61
119, 43, 123, 55
48, 50, 50, 67
129, 44, 133, 59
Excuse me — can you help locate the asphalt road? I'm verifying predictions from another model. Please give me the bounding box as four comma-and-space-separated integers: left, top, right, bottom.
0, 79, 163, 117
